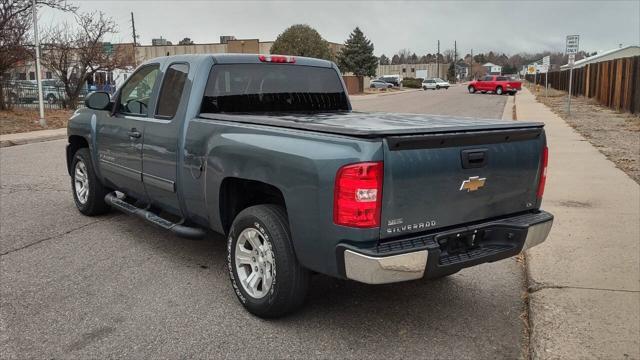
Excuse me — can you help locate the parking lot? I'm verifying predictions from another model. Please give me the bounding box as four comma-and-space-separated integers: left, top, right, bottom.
1, 88, 525, 358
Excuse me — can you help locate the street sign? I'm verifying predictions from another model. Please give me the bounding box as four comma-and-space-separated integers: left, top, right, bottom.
536, 64, 548, 73
542, 56, 550, 66
527, 65, 536, 75
566, 35, 579, 54
568, 54, 575, 65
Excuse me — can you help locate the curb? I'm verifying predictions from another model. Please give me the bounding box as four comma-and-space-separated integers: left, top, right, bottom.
0, 129, 67, 148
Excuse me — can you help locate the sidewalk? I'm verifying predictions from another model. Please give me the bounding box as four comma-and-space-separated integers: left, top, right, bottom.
516, 88, 640, 359
0, 128, 66, 148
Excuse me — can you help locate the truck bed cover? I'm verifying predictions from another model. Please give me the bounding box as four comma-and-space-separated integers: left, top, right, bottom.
199, 112, 543, 138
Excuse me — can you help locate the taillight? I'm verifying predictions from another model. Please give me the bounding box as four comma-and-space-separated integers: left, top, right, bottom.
334, 162, 383, 228
537, 146, 548, 199
258, 54, 296, 63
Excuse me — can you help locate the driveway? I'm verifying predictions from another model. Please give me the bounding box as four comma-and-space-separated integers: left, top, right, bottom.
0, 88, 522, 359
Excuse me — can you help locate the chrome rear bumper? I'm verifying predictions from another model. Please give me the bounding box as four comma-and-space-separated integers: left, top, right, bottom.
342, 211, 553, 285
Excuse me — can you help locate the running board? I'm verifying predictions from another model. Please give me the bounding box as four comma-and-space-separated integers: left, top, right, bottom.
105, 192, 206, 239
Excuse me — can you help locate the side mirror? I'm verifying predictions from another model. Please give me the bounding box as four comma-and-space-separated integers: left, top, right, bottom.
85, 91, 112, 111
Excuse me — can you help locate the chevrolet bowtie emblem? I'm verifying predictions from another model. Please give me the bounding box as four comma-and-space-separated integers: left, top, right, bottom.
460, 176, 486, 192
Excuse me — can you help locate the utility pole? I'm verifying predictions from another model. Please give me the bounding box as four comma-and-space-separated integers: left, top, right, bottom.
131, 12, 138, 66
32, 0, 45, 127
131, 12, 137, 45
436, 40, 440, 78
454, 40, 457, 83
470, 48, 473, 80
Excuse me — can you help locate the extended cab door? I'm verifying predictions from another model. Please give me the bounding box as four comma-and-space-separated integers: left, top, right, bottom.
140, 62, 191, 215
96, 64, 160, 201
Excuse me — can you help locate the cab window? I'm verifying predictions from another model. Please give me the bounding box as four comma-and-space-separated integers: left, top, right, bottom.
482, 76, 493, 82
117, 65, 160, 116
156, 63, 189, 119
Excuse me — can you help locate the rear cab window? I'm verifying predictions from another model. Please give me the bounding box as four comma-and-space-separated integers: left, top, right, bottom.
496, 76, 508, 81
200, 64, 349, 113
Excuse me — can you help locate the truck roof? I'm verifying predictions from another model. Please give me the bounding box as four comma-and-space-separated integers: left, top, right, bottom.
142, 53, 335, 68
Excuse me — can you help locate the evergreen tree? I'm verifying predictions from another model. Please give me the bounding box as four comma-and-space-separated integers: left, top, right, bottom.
379, 54, 390, 65
337, 27, 378, 77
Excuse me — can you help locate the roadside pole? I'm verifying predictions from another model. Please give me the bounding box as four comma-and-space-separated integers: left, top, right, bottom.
32, 0, 46, 127
567, 58, 573, 116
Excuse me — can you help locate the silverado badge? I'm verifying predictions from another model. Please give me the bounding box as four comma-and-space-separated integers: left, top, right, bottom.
460, 176, 486, 192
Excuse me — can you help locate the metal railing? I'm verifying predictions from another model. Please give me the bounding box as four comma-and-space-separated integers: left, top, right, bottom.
1, 81, 88, 109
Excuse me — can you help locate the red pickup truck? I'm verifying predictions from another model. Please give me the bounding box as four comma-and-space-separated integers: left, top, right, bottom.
468, 75, 522, 95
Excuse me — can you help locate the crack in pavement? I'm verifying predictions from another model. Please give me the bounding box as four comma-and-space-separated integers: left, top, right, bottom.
0, 215, 121, 257
527, 282, 640, 294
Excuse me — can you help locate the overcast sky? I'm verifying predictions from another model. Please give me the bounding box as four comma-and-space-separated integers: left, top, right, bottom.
40, 0, 640, 56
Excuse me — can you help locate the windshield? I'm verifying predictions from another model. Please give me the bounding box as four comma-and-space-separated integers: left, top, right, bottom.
200, 64, 349, 113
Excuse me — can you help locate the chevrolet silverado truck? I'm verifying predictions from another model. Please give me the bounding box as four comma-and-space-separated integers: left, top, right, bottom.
468, 75, 522, 95
66, 54, 553, 318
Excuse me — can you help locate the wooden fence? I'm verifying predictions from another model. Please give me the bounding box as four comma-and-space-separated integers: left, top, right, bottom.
342, 75, 364, 95
527, 55, 640, 114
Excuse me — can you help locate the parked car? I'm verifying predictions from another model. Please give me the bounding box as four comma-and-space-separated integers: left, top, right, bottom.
468, 75, 522, 95
67, 53, 553, 318
4, 79, 88, 105
370, 79, 393, 89
422, 78, 450, 90
377, 75, 401, 87
422, 78, 451, 90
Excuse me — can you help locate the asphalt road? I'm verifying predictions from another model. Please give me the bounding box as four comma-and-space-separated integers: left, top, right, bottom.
1, 87, 523, 359
351, 84, 508, 119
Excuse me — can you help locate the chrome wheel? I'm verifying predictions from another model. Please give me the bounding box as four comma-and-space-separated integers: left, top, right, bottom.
74, 160, 89, 204
235, 228, 275, 299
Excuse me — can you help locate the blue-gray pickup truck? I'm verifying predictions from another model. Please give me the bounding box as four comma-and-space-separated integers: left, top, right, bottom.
66, 54, 553, 318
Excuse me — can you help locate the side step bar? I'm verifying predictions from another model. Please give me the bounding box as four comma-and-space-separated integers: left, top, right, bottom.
105, 192, 206, 239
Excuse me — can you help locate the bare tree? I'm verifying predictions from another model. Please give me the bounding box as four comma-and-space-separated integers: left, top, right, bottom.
0, 0, 76, 109
41, 11, 133, 109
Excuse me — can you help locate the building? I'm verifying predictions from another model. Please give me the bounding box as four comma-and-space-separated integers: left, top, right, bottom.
134, 38, 344, 64
376, 63, 449, 79
151, 37, 172, 46
560, 45, 640, 70
483, 62, 502, 75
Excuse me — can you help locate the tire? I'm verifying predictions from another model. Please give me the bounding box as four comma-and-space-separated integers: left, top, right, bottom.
468, 86, 475, 93
227, 205, 309, 318
422, 86, 427, 90
46, 94, 56, 104
387, 85, 392, 89
436, 85, 441, 90
71, 148, 110, 216
496, 86, 503, 95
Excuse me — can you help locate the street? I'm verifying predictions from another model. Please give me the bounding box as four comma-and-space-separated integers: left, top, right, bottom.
351, 84, 508, 118
0, 88, 526, 358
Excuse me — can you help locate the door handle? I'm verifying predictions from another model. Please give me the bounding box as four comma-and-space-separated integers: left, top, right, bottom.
128, 128, 141, 139
461, 149, 488, 169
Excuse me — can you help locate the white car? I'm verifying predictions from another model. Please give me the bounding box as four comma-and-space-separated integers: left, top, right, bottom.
422, 78, 450, 90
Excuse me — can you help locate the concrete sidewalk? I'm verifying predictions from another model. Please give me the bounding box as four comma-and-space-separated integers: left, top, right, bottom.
516, 88, 640, 359
0, 128, 66, 148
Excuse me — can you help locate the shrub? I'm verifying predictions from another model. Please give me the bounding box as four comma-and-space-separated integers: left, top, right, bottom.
401, 77, 423, 88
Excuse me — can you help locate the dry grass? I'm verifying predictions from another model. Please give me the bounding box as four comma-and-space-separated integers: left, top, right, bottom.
0, 108, 73, 135
530, 84, 640, 184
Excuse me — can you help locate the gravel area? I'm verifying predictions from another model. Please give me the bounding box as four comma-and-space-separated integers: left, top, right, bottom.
532, 87, 640, 184
0, 109, 73, 135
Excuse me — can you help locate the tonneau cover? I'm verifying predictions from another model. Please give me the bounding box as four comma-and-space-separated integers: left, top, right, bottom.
199, 112, 543, 138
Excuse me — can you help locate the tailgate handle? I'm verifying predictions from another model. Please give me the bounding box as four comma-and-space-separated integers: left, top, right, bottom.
461, 149, 488, 169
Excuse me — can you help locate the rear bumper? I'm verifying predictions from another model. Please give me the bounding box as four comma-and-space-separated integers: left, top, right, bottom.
338, 210, 553, 284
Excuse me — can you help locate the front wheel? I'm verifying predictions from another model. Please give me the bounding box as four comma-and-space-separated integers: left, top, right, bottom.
71, 148, 110, 216
227, 205, 309, 318
468, 86, 475, 93
496, 86, 503, 95
436, 85, 441, 90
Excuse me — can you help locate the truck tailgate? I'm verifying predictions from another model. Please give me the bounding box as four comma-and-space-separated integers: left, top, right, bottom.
380, 127, 545, 239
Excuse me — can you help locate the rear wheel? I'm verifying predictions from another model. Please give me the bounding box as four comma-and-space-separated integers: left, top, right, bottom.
436, 85, 441, 90
496, 86, 503, 95
468, 86, 475, 93
46, 94, 57, 104
227, 205, 309, 318
71, 148, 110, 216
